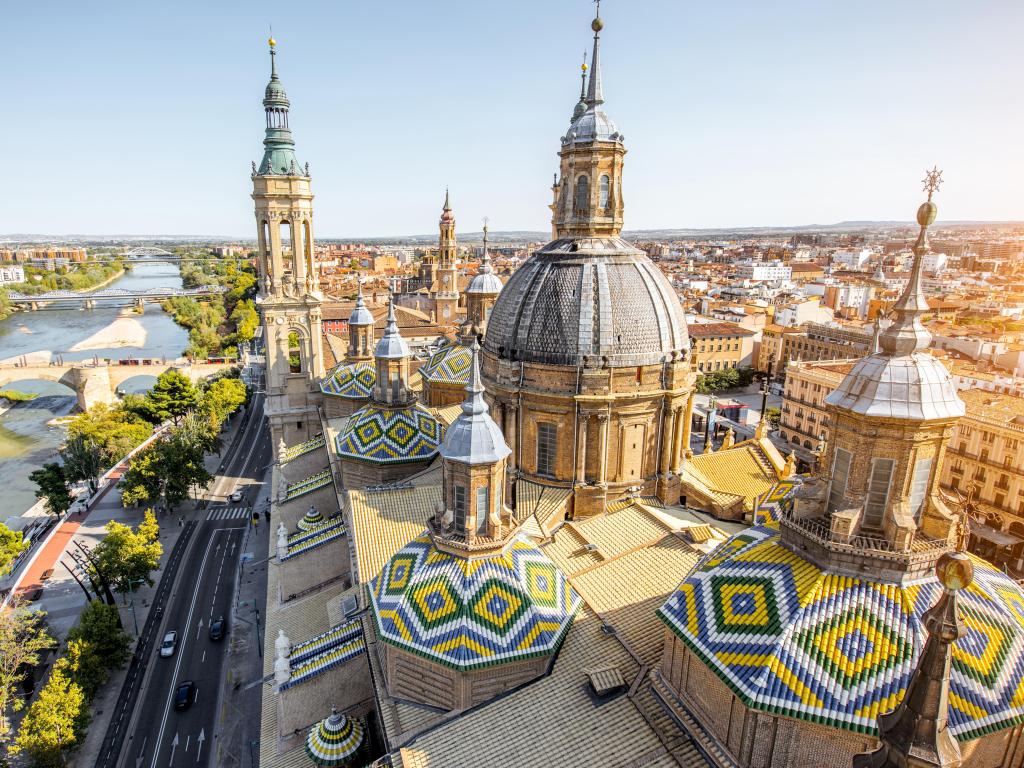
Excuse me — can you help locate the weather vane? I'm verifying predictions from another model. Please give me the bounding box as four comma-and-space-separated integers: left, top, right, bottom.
922, 166, 943, 202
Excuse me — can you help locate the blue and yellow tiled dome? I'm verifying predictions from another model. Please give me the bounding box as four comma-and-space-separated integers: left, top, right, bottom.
305, 709, 364, 766
658, 519, 1024, 741
335, 404, 443, 465
421, 341, 473, 386
320, 361, 375, 399
370, 534, 581, 670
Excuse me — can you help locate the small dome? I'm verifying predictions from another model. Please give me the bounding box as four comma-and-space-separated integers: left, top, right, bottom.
320, 361, 375, 399
305, 710, 364, 767
374, 299, 411, 360
336, 404, 443, 465
824, 352, 964, 420
484, 237, 689, 367
439, 342, 511, 466
466, 270, 503, 295
370, 533, 580, 671
348, 292, 373, 326
564, 107, 621, 145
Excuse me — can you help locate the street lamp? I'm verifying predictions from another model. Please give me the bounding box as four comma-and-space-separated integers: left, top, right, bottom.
125, 577, 146, 635
704, 394, 718, 453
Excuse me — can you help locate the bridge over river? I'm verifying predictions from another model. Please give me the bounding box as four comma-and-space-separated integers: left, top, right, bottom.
7, 284, 225, 310
0, 359, 236, 410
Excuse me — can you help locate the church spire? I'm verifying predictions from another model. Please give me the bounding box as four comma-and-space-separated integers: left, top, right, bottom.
585, 2, 605, 107
878, 167, 941, 356
571, 52, 588, 123
258, 37, 304, 177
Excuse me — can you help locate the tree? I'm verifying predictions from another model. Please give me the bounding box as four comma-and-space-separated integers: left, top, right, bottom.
55, 640, 106, 701
29, 464, 72, 517
0, 524, 27, 577
764, 406, 781, 430
0, 606, 54, 756
199, 377, 247, 427
88, 513, 162, 596
159, 430, 212, 504
60, 435, 102, 494
65, 601, 130, 670
65, 403, 152, 470
118, 448, 162, 508
144, 370, 198, 425
12, 666, 87, 767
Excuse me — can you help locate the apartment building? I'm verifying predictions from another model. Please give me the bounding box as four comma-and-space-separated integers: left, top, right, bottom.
688, 321, 755, 372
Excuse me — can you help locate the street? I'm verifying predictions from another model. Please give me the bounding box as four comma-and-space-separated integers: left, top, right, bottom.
94, 393, 271, 768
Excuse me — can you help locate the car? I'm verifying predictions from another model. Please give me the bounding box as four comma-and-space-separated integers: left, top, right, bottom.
209, 616, 226, 641
159, 630, 177, 658
229, 489, 244, 502
174, 681, 194, 711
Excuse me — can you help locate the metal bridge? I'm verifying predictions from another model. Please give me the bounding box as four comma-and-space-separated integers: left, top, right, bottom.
7, 284, 226, 309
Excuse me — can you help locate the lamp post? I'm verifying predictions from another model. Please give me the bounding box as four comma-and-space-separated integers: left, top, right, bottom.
760, 357, 774, 422
125, 577, 146, 635
704, 394, 718, 452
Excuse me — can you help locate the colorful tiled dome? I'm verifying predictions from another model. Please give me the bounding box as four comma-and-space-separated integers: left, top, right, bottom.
421, 341, 473, 386
370, 533, 581, 670
320, 361, 375, 399
335, 404, 442, 464
305, 709, 364, 766
658, 522, 1024, 741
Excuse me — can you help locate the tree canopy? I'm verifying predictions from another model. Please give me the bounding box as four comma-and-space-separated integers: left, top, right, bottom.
0, 524, 27, 577
60, 435, 102, 494
29, 464, 73, 517
12, 666, 88, 767
0, 606, 54, 756
64, 403, 152, 469
694, 366, 757, 394
66, 601, 130, 670
88, 512, 162, 594
143, 370, 199, 425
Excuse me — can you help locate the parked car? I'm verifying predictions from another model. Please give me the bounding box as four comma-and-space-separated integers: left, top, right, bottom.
174, 681, 194, 711
229, 489, 244, 502
209, 616, 226, 641
159, 630, 177, 658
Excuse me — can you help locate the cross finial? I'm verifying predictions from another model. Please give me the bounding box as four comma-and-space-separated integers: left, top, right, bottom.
922, 166, 943, 202
594, 0, 601, 18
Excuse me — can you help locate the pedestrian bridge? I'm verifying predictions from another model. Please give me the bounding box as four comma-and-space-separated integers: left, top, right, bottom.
7, 285, 225, 310
0, 360, 236, 411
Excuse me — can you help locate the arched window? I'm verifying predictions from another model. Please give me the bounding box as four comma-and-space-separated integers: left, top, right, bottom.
599, 175, 610, 210
288, 330, 302, 374
574, 175, 589, 214
279, 221, 293, 275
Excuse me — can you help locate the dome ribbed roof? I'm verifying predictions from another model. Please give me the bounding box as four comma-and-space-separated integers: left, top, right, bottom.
483, 237, 688, 367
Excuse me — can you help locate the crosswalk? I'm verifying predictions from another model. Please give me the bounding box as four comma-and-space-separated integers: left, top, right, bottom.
206, 507, 252, 521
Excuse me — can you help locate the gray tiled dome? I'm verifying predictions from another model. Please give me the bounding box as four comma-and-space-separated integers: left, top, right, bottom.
824, 353, 964, 420
482, 237, 688, 367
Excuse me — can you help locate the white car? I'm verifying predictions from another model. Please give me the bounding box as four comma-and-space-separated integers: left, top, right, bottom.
160, 630, 177, 658
229, 489, 244, 502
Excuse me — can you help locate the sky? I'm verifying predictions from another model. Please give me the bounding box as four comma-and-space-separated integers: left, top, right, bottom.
5, 0, 1023, 238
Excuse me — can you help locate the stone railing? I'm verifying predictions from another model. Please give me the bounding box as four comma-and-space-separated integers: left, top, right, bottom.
780, 510, 949, 565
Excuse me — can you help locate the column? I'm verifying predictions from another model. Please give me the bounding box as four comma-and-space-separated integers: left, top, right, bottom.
269, 216, 283, 291
597, 411, 610, 485
659, 403, 675, 477
672, 406, 685, 474
293, 215, 307, 287
576, 411, 589, 483
505, 403, 517, 475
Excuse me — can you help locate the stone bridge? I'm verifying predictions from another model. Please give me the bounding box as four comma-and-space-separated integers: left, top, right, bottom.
0, 360, 237, 411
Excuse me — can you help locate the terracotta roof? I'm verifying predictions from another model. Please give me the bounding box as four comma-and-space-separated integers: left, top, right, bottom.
686, 322, 756, 339
959, 389, 1024, 423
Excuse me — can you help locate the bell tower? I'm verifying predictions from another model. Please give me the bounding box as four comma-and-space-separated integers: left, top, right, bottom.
252, 37, 324, 451
434, 189, 460, 324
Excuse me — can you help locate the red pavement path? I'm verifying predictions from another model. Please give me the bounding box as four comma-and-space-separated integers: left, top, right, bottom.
13, 467, 124, 596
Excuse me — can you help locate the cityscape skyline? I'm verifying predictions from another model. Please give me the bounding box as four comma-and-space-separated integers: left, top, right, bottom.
6, 0, 1023, 237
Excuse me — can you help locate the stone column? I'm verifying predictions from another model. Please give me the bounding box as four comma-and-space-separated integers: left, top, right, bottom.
576, 411, 589, 483
292, 214, 306, 286
505, 403, 517, 475
597, 411, 610, 485
671, 406, 685, 474
659, 403, 676, 477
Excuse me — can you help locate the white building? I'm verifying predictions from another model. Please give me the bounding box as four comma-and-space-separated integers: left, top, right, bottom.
736, 260, 792, 282
830, 248, 872, 269
0, 265, 25, 285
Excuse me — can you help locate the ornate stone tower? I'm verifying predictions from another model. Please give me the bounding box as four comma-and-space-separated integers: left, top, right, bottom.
346, 283, 375, 363
253, 38, 324, 451
482, 8, 693, 518
434, 190, 460, 324
461, 221, 503, 342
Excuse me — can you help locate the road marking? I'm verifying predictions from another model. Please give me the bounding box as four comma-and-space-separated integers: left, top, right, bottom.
196, 618, 203, 640
196, 729, 205, 763
149, 532, 221, 768
169, 733, 179, 764
185, 734, 190, 752
201, 650, 206, 664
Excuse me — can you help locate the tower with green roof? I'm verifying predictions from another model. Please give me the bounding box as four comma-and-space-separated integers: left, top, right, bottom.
252, 37, 325, 451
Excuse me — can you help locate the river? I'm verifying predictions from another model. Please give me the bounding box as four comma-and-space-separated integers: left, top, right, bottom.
0, 262, 189, 518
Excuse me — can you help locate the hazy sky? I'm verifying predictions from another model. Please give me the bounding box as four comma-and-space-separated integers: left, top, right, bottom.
5, 0, 1022, 237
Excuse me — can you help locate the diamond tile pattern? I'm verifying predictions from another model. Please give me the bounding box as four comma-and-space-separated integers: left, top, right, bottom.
658, 520, 1024, 740
320, 361, 376, 399
335, 404, 443, 465
370, 534, 581, 670
421, 342, 473, 385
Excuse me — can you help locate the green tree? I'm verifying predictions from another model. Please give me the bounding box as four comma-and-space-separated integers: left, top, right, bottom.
60, 435, 102, 494
0, 606, 54, 756
88, 514, 162, 596
200, 377, 247, 426
65, 601, 130, 669
12, 666, 87, 767
0, 524, 27, 577
55, 640, 107, 701
144, 370, 198, 425
28, 464, 72, 517
764, 406, 781, 429
118, 449, 163, 508
159, 430, 212, 505
65, 403, 152, 469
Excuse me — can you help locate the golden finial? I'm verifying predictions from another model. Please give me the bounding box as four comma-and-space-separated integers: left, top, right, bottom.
592, 0, 604, 31
581, 50, 588, 72
922, 166, 943, 202
268, 36, 276, 47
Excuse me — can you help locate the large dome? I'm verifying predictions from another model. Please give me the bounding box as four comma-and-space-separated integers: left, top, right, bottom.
483, 237, 688, 367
